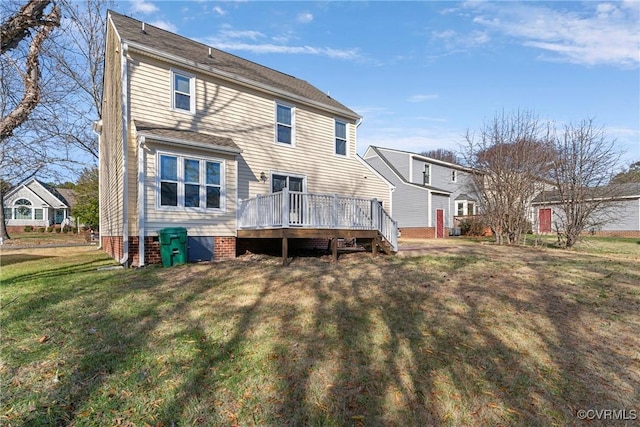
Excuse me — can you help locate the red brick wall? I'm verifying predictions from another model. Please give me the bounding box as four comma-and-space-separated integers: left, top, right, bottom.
399, 227, 437, 239
214, 236, 236, 260
129, 236, 162, 266
102, 235, 124, 261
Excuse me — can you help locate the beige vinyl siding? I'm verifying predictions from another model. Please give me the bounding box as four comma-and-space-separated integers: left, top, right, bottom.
100, 20, 124, 237
127, 51, 390, 215
141, 141, 237, 236
127, 125, 139, 235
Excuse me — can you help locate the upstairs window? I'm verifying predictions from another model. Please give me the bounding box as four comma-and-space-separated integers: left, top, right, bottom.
276, 102, 294, 145
171, 69, 195, 113
423, 164, 431, 186
451, 170, 457, 182
335, 120, 347, 156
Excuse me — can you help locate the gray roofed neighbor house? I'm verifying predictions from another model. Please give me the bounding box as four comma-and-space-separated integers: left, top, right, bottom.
134, 121, 241, 154
532, 182, 640, 203
108, 10, 359, 120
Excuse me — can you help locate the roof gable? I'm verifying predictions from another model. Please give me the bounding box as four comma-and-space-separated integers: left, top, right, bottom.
5, 179, 69, 208
108, 10, 359, 120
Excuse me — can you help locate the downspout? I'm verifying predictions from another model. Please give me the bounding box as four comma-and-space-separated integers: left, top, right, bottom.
92, 119, 103, 249
428, 190, 433, 228
120, 43, 129, 266
137, 136, 146, 267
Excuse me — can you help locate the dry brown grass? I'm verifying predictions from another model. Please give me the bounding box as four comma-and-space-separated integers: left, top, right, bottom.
1, 239, 639, 426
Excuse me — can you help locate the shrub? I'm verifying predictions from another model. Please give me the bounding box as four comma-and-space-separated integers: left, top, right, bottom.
459, 217, 488, 237
47, 226, 54, 233
62, 228, 69, 234
23, 225, 33, 232
55, 227, 61, 233
38, 227, 45, 233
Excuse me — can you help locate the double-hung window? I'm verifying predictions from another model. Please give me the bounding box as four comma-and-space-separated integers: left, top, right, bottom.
171, 69, 195, 113
276, 102, 294, 145
159, 154, 223, 210
451, 170, 457, 182
335, 120, 347, 156
423, 164, 431, 186
14, 199, 32, 219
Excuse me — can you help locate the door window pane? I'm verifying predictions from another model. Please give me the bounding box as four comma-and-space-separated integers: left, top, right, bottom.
272, 175, 287, 193
289, 177, 303, 192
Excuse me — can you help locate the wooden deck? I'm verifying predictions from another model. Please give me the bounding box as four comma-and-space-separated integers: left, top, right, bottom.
237, 189, 398, 264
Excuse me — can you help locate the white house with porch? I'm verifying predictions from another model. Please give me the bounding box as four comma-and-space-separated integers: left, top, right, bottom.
3, 179, 73, 230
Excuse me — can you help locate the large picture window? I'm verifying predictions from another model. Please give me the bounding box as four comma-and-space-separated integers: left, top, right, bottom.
335, 120, 347, 156
276, 102, 294, 145
158, 153, 224, 210
171, 69, 195, 113
14, 198, 32, 220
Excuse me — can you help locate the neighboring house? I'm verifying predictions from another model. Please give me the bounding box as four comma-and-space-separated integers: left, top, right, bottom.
363, 146, 479, 238
532, 182, 640, 238
3, 179, 74, 231
98, 11, 396, 267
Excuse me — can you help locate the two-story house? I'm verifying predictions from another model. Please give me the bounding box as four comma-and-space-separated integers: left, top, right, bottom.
98, 11, 396, 267
363, 146, 479, 238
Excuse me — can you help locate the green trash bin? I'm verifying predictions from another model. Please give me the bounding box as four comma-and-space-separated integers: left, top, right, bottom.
158, 227, 187, 267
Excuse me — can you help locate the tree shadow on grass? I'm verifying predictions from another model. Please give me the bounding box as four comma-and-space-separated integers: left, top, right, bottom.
0, 253, 56, 267
3, 246, 638, 426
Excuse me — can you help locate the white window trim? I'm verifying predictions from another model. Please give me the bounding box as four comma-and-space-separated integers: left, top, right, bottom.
269, 170, 307, 193
170, 68, 196, 114
423, 164, 431, 186
274, 100, 295, 147
334, 118, 348, 157
156, 151, 226, 212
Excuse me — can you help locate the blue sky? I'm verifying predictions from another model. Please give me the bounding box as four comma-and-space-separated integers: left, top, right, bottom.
115, 0, 640, 166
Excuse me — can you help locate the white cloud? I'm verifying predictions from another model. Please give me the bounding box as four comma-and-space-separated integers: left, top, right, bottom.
130, 0, 158, 14
201, 26, 362, 60
464, 2, 640, 67
297, 12, 314, 24
431, 29, 490, 51
407, 94, 439, 103
149, 19, 177, 33
213, 6, 226, 16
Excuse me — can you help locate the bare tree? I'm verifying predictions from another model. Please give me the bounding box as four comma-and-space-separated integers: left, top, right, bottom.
548, 119, 623, 248
0, 0, 60, 240
420, 148, 460, 164
464, 110, 553, 245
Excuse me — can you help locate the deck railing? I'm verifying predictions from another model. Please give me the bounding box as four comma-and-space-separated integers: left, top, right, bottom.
238, 188, 398, 251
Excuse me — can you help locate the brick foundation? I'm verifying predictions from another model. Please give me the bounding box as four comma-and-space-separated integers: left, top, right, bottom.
129, 236, 162, 266
399, 227, 437, 239
214, 236, 236, 260
102, 235, 124, 261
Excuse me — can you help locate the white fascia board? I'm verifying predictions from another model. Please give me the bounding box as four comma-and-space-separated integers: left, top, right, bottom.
125, 41, 361, 121
137, 132, 242, 156
356, 154, 395, 191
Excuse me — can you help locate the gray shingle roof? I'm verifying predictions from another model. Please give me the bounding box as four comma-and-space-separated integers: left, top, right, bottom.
108, 10, 359, 119
532, 182, 640, 203
134, 121, 241, 153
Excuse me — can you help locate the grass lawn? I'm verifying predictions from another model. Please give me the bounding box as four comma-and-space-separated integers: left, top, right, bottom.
1, 239, 639, 426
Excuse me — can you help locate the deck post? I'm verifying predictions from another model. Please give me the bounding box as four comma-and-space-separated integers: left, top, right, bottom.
256, 194, 262, 228
282, 187, 290, 228
331, 237, 338, 262
282, 235, 289, 266
372, 235, 379, 257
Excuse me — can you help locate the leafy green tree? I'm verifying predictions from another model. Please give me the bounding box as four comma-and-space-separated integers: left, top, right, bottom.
610, 161, 640, 184
72, 166, 99, 229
